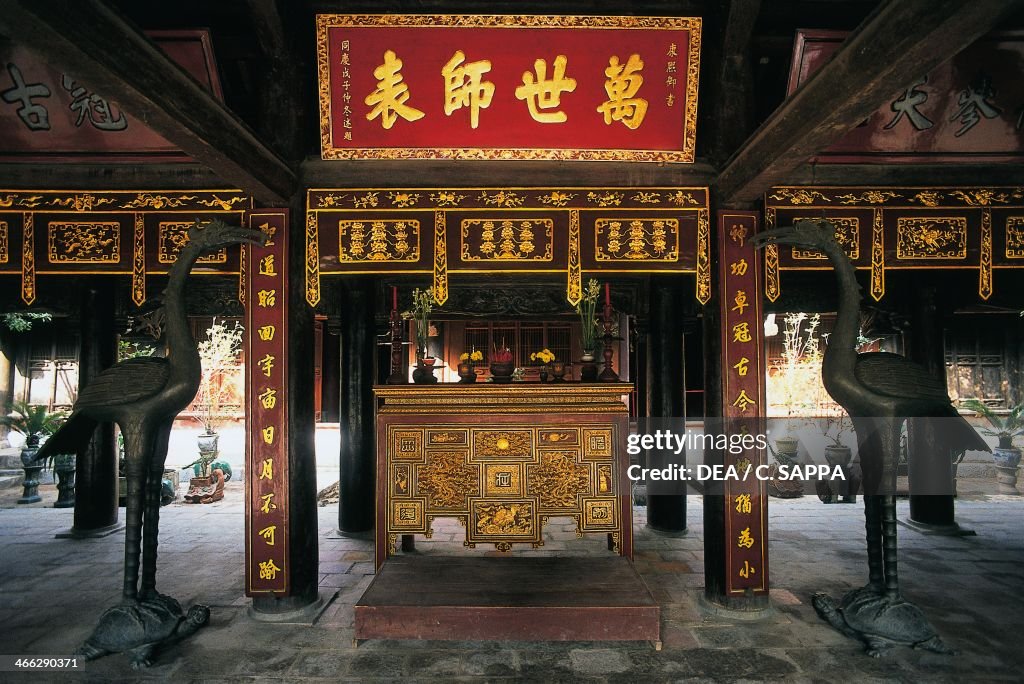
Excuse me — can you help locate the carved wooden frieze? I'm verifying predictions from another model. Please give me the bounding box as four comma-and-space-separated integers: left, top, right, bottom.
158, 222, 227, 264
765, 186, 1024, 301
307, 187, 710, 307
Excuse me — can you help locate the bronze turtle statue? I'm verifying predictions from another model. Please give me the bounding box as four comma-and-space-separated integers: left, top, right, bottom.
77, 594, 210, 668
813, 586, 954, 657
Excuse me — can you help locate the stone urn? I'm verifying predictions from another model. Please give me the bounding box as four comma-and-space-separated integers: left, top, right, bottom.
53, 453, 77, 508
18, 435, 43, 504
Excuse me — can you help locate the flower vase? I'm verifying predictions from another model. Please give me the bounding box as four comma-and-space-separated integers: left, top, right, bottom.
993, 447, 1021, 494
580, 351, 598, 382
458, 361, 477, 383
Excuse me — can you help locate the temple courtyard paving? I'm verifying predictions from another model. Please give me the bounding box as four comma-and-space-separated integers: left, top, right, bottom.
0, 477, 1021, 683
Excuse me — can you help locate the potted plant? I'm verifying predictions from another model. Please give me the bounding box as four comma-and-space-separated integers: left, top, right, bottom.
530, 348, 556, 381
575, 279, 601, 381
405, 288, 438, 383
458, 348, 483, 383
194, 318, 243, 454
822, 413, 854, 468
961, 399, 1023, 493
1, 400, 67, 504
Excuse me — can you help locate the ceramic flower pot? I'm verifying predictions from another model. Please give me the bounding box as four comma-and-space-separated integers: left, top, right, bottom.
457, 361, 477, 383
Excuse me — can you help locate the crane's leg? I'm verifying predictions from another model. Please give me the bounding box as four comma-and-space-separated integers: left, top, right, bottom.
140, 420, 173, 599
120, 424, 152, 601
881, 493, 899, 598
864, 495, 883, 589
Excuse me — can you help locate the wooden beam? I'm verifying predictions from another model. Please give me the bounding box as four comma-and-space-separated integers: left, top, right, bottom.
0, 162, 222, 190
301, 158, 717, 189
785, 162, 1024, 188
716, 0, 1024, 206
0, 0, 296, 204
705, 0, 761, 167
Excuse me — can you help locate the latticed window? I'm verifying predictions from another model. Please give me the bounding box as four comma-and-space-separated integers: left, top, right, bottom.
945, 316, 1011, 407
15, 319, 79, 411
461, 321, 572, 376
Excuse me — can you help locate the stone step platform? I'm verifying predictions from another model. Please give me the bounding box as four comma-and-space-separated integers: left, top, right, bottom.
355, 555, 660, 647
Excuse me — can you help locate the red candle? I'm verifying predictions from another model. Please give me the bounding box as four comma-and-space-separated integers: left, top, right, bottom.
604, 282, 611, 307
392, 286, 398, 312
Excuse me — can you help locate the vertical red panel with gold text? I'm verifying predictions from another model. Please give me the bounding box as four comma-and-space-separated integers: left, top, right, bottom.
718, 211, 769, 595
245, 210, 290, 595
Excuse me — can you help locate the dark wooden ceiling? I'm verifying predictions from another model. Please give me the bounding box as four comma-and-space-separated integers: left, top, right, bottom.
3, 0, 1024, 202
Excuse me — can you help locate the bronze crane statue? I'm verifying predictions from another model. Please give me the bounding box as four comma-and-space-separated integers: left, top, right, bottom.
36, 219, 266, 666
752, 218, 987, 657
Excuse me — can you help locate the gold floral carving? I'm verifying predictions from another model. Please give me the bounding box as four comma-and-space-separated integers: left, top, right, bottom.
895, 217, 967, 259
461, 219, 553, 261
911, 191, 943, 207
132, 214, 145, 306
836, 190, 901, 205
528, 451, 590, 509
237, 244, 246, 306
1006, 217, 1024, 258
539, 191, 575, 207
429, 191, 466, 207
428, 430, 467, 445
632, 191, 661, 204
417, 451, 479, 509
567, 210, 581, 305
792, 217, 859, 260
540, 430, 577, 445
0, 221, 7, 264
472, 500, 534, 537
768, 188, 829, 205
157, 222, 226, 264
338, 220, 420, 262
433, 211, 448, 305
870, 209, 885, 301
196, 195, 247, 210
949, 189, 1012, 206
587, 191, 624, 207
21, 213, 34, 305
393, 465, 410, 495
764, 208, 780, 303
595, 218, 679, 262
696, 209, 710, 304
47, 222, 120, 263
668, 190, 701, 207
387, 191, 421, 208
477, 191, 524, 208
980, 209, 993, 301
473, 430, 533, 460
122, 193, 198, 209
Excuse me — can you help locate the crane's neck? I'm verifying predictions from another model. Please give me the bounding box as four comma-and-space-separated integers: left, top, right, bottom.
821, 240, 861, 378
163, 245, 203, 374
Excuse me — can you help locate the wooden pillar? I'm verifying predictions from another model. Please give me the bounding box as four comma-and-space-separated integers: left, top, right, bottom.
704, 211, 770, 612
71, 280, 118, 532
904, 283, 957, 527
247, 207, 320, 614
0, 331, 13, 448
337, 277, 377, 534
645, 276, 687, 533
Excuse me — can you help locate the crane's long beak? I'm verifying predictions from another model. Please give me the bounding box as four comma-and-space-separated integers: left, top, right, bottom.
750, 226, 801, 249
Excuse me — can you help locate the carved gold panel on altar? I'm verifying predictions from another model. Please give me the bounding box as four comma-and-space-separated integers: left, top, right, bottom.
374, 385, 631, 566
47, 221, 120, 263
595, 218, 679, 261
158, 222, 227, 264
896, 217, 967, 259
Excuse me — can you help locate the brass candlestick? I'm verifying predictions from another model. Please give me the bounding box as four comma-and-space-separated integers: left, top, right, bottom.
385, 310, 407, 384
598, 303, 619, 382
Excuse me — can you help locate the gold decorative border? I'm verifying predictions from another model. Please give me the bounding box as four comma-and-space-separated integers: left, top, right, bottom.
0, 189, 248, 211
895, 217, 967, 260
980, 209, 993, 300
315, 14, 701, 163
0, 221, 7, 264
306, 212, 320, 306
132, 213, 145, 306
460, 218, 553, 262
433, 211, 448, 304
47, 221, 121, 263
870, 209, 884, 301
695, 208, 710, 304
568, 209, 581, 305
238, 244, 247, 305
763, 207, 780, 302
22, 213, 35, 305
